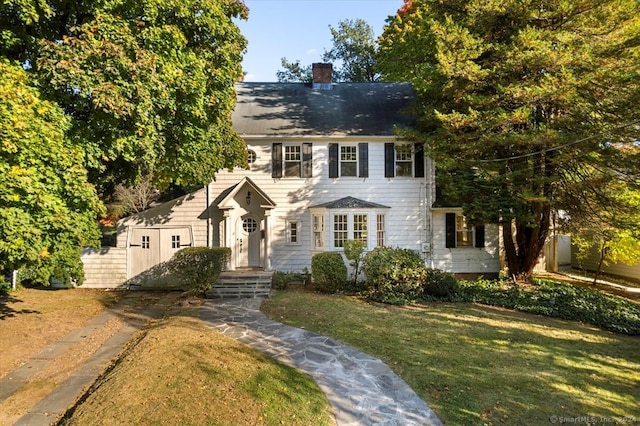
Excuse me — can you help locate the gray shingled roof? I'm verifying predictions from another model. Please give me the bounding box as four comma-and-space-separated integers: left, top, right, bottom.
232, 82, 415, 137
309, 196, 390, 209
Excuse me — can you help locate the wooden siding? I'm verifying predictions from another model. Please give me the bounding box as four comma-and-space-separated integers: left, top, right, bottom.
210, 138, 429, 272
116, 188, 209, 248
571, 247, 640, 281
80, 247, 127, 288
430, 211, 500, 274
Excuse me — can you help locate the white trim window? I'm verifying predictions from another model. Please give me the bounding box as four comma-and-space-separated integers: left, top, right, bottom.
340, 145, 357, 177
313, 214, 325, 249
376, 214, 385, 247
286, 220, 299, 244
284, 145, 301, 177
395, 144, 413, 177
333, 214, 349, 248
445, 212, 486, 249
353, 214, 368, 243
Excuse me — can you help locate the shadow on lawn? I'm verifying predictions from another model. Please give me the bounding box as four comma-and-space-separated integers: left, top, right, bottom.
410, 304, 640, 423
0, 291, 41, 320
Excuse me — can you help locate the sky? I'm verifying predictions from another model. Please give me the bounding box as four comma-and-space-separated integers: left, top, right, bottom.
235, 0, 403, 82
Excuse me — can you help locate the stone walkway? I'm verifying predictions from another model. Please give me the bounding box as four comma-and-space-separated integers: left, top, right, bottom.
200, 298, 442, 426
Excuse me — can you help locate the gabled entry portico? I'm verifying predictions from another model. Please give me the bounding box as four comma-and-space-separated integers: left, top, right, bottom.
212, 177, 276, 271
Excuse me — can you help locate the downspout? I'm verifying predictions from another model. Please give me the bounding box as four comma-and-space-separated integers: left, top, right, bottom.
205, 184, 211, 248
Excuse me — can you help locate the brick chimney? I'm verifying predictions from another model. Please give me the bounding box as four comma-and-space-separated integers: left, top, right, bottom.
312, 63, 333, 90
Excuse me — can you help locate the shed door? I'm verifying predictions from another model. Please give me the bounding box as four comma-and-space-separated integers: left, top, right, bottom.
129, 227, 192, 278
129, 228, 161, 277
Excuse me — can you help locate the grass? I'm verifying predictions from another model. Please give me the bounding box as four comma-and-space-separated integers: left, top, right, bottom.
0, 288, 123, 379
261, 288, 640, 425
60, 306, 334, 426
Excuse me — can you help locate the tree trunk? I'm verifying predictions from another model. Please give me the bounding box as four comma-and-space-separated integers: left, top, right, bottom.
502, 203, 552, 283
593, 241, 608, 285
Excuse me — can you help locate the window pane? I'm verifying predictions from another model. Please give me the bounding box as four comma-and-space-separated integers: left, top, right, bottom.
340, 162, 357, 176
377, 214, 385, 247
353, 214, 368, 243
285, 162, 300, 177
456, 216, 473, 246
289, 222, 298, 243
333, 214, 348, 248
313, 215, 324, 248
396, 162, 412, 176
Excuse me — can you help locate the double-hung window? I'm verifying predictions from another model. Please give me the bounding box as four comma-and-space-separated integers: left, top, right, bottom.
333, 214, 349, 248
340, 145, 357, 177
384, 142, 425, 178
445, 213, 485, 248
286, 220, 299, 244
284, 146, 301, 177
313, 214, 325, 249
272, 143, 313, 178
328, 143, 369, 178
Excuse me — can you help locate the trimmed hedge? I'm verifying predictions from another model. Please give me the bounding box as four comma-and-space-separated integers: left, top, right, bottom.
311, 252, 347, 293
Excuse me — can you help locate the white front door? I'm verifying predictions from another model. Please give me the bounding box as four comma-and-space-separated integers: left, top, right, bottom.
236, 216, 260, 268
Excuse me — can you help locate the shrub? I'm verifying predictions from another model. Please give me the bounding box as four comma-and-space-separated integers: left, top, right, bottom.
272, 271, 305, 290
343, 240, 366, 287
457, 278, 640, 335
423, 269, 459, 300
168, 247, 231, 296
311, 252, 347, 293
361, 247, 426, 304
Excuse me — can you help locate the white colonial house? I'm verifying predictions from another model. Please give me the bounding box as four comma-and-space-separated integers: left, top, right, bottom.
81, 64, 501, 288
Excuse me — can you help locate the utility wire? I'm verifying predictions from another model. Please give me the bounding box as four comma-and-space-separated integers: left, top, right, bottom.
456, 119, 640, 163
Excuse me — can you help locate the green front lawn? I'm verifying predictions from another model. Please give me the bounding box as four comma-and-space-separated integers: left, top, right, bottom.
261, 290, 640, 425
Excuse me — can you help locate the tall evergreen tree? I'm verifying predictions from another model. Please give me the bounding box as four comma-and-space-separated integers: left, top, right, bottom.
378, 0, 640, 281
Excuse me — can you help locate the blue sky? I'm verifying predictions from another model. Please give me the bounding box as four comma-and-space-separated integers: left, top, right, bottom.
236, 0, 403, 82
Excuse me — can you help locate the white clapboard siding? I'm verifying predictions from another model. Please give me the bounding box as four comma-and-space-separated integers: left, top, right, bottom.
429, 211, 501, 275
117, 188, 208, 248
80, 247, 127, 288
209, 139, 428, 272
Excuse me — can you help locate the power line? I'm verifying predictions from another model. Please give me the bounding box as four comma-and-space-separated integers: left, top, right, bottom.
455, 119, 640, 163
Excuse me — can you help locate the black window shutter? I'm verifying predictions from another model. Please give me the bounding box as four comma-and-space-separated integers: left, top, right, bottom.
302, 143, 313, 178
414, 143, 425, 178
358, 143, 369, 178
445, 213, 456, 248
384, 143, 395, 178
329, 143, 338, 178
272, 143, 282, 178
475, 225, 485, 248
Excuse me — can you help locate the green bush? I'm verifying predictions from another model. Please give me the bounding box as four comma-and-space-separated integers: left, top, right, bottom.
361, 247, 426, 304
423, 269, 459, 300
457, 279, 640, 335
272, 271, 305, 290
311, 252, 347, 293
169, 247, 231, 295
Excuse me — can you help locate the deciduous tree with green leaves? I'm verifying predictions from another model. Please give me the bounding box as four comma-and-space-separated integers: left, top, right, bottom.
0, 60, 103, 286
378, 0, 640, 282
277, 18, 380, 82
1, 0, 249, 194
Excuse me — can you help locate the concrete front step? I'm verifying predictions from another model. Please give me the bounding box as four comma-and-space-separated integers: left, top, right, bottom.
205, 271, 273, 299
